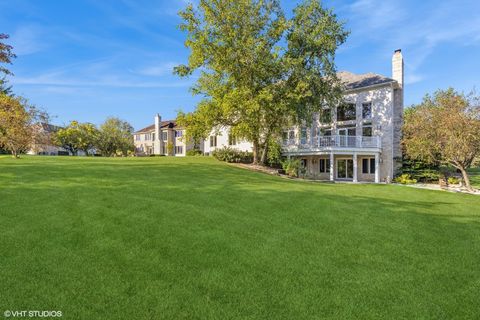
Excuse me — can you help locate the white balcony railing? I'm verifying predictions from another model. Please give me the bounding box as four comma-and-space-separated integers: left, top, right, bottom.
283, 135, 381, 150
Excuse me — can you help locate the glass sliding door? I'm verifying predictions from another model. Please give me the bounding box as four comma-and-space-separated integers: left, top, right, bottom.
337, 127, 356, 147
336, 159, 354, 179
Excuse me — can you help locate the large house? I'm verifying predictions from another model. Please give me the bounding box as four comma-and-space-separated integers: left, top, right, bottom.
136, 50, 404, 183
204, 50, 404, 183
133, 115, 195, 156
280, 50, 404, 183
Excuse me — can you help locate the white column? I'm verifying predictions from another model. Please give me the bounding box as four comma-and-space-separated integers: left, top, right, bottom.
353, 152, 358, 183
375, 153, 380, 183
154, 114, 162, 155
329, 152, 334, 181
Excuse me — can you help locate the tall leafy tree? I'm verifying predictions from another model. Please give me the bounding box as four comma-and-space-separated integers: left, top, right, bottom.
403, 88, 480, 191
0, 33, 16, 95
175, 0, 347, 164
96, 117, 134, 157
55, 121, 98, 156
54, 121, 83, 156
0, 94, 45, 158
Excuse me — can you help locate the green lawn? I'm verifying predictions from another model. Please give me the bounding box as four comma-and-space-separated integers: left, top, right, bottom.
469, 167, 480, 188
1, 156, 479, 319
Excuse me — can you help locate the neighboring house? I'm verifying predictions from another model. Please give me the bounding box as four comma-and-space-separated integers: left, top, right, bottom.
203, 50, 404, 183
133, 114, 194, 156
27, 123, 70, 156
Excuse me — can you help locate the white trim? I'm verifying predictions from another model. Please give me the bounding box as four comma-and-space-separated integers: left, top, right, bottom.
329, 153, 334, 181
353, 152, 358, 182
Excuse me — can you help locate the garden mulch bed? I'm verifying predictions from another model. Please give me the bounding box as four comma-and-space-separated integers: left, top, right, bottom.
396, 183, 480, 195
231, 163, 480, 194
229, 163, 282, 176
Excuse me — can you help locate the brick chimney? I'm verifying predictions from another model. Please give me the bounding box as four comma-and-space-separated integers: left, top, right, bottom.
154, 113, 162, 155
392, 49, 404, 89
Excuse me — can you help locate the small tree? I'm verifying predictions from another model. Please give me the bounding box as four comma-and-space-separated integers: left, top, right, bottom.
403, 88, 480, 191
0, 94, 45, 158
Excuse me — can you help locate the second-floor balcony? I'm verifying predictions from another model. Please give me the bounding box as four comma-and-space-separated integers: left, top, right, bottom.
282, 135, 381, 154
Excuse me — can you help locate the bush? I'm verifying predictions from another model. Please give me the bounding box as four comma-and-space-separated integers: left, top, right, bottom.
212, 147, 253, 163
266, 140, 283, 168
448, 176, 460, 185
186, 149, 203, 156
394, 174, 417, 184
401, 157, 440, 182
282, 158, 300, 177
411, 169, 440, 183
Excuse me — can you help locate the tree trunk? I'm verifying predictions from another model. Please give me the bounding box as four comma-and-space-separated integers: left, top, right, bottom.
252, 139, 259, 164
260, 141, 268, 166
458, 166, 474, 192
11, 149, 19, 158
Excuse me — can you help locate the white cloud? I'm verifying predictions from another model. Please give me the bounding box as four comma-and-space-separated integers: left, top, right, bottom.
10, 25, 48, 56
13, 74, 190, 88
134, 62, 178, 77
343, 0, 480, 84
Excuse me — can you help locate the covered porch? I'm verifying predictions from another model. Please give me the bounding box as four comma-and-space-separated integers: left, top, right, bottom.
296, 152, 381, 183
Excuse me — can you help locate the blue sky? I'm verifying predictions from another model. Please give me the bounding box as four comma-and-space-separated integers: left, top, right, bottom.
1, 0, 479, 130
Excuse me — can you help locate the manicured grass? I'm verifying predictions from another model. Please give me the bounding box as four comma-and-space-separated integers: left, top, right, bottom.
468, 167, 480, 188
1, 156, 479, 319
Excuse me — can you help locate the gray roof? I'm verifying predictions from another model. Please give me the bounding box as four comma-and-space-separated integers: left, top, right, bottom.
337, 71, 396, 90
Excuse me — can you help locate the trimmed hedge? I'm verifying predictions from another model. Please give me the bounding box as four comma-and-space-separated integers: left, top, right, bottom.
186, 149, 203, 156
212, 147, 253, 163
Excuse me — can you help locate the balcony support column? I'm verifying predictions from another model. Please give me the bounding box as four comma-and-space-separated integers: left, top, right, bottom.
329, 152, 334, 181
353, 152, 358, 183
375, 153, 380, 183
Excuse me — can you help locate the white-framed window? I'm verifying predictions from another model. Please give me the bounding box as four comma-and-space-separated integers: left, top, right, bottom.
175, 146, 183, 154
288, 130, 295, 140
362, 102, 372, 119
362, 125, 372, 136
162, 132, 168, 140
362, 158, 376, 174
175, 130, 183, 138
282, 131, 289, 144
135, 134, 140, 141
210, 135, 217, 147
300, 127, 307, 144
228, 133, 237, 145
337, 103, 356, 121
152, 133, 155, 141
319, 158, 331, 173
144, 133, 150, 140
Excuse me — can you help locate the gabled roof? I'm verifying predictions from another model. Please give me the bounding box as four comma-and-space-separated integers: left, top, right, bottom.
36, 122, 63, 133
337, 71, 396, 91
134, 120, 178, 133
